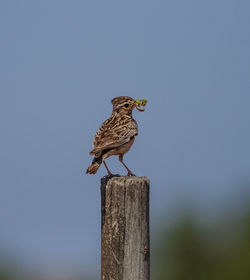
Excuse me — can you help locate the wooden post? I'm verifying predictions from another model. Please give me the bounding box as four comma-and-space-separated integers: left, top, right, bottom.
101, 176, 150, 280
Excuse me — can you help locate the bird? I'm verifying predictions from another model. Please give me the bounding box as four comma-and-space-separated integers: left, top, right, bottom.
86, 96, 147, 176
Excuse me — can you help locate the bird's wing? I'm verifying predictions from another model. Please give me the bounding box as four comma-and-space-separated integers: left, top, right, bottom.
90, 116, 138, 155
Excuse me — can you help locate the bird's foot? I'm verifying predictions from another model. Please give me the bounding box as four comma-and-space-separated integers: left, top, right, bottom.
104, 173, 121, 178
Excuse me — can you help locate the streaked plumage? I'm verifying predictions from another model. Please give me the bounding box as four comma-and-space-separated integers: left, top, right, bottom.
86, 96, 146, 176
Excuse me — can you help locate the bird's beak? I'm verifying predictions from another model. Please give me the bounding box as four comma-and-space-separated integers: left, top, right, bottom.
135, 98, 147, 111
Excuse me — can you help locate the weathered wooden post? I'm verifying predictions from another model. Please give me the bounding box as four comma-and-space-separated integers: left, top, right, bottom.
101, 176, 150, 280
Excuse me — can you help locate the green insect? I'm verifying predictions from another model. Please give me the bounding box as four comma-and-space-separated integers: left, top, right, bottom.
136, 98, 147, 107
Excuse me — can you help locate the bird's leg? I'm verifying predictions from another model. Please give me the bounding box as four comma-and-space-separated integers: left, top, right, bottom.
119, 155, 135, 176
103, 160, 113, 176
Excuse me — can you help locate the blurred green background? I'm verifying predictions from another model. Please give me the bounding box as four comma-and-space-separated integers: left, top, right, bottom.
152, 190, 250, 280
1, 186, 250, 279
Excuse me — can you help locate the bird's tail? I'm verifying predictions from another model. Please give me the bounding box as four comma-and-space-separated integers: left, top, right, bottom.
86, 162, 100, 174
86, 154, 102, 174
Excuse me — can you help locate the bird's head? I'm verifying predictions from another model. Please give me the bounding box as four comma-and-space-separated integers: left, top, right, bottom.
111, 96, 147, 115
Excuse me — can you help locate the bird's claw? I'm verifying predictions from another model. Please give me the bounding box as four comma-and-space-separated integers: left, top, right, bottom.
105, 173, 121, 178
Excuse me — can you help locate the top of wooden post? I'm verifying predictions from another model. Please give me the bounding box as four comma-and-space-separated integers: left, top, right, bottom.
101, 175, 150, 187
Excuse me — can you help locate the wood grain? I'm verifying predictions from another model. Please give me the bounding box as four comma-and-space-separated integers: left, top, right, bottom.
101, 176, 150, 280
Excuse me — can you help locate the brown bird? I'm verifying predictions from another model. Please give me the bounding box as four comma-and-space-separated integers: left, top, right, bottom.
86, 96, 147, 176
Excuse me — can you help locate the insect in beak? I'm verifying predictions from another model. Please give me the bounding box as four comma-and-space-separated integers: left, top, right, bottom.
135, 99, 147, 111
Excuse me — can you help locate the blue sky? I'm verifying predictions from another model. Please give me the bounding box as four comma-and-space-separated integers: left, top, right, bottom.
0, 0, 250, 275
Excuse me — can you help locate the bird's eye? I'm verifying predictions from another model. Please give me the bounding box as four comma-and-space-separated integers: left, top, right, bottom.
124, 103, 129, 108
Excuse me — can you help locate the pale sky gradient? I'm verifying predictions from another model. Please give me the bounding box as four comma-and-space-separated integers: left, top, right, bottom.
0, 0, 250, 275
